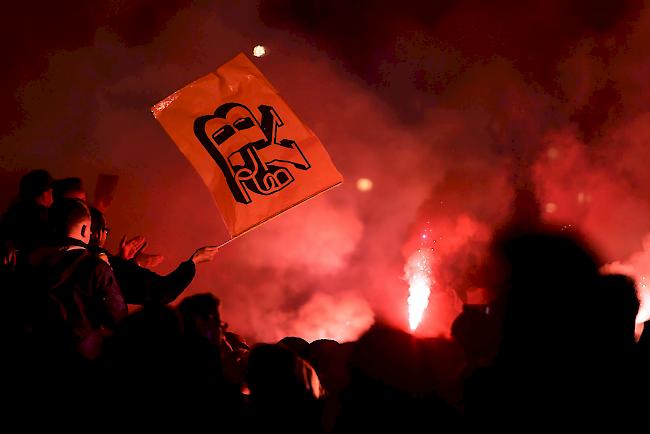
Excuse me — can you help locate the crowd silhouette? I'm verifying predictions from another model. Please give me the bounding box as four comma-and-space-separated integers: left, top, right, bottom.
1, 169, 649, 432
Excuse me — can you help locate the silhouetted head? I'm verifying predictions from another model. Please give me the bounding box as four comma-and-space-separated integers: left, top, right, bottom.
490, 226, 602, 359
47, 198, 91, 244
278, 336, 310, 359
19, 169, 54, 207
89, 207, 108, 248
307, 339, 349, 394
308, 339, 340, 362
53, 177, 86, 202
247, 343, 323, 401
178, 293, 223, 346
451, 304, 498, 362
349, 323, 424, 395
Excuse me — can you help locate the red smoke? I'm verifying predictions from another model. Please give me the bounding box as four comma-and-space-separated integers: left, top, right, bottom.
3, 1, 650, 342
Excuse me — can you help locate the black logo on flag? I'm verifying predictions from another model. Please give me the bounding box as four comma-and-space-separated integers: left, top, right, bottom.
194, 103, 311, 204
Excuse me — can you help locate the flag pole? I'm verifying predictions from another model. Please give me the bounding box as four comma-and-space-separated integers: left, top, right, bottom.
216, 236, 238, 249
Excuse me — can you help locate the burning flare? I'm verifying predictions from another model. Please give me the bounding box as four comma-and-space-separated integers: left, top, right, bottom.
405, 229, 435, 330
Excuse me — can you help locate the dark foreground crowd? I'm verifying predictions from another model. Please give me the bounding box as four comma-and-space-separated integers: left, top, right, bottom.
1, 169, 649, 432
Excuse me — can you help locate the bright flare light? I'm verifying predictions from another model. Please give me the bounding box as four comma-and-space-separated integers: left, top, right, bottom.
405, 245, 434, 331
602, 235, 650, 327
253, 45, 267, 57
356, 178, 373, 192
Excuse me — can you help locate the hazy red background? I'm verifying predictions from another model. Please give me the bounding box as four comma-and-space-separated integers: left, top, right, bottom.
2, 0, 650, 342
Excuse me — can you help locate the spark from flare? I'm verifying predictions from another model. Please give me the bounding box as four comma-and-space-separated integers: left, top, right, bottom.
405, 225, 435, 331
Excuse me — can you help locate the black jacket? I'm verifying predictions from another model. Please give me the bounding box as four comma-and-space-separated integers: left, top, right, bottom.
108, 254, 196, 306
25, 238, 127, 359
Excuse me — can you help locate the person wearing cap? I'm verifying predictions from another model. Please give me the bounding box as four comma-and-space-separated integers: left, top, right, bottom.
0, 169, 54, 255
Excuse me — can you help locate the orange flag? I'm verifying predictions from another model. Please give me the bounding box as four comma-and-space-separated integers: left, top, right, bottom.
152, 53, 343, 238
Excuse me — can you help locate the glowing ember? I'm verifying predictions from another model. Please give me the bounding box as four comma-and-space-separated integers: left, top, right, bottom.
405, 227, 435, 331
356, 178, 373, 192
252, 45, 267, 57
